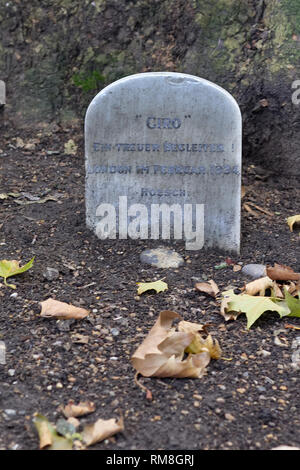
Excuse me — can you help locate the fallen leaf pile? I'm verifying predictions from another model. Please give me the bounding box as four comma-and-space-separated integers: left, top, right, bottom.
131, 310, 221, 379
220, 264, 300, 329
33, 401, 124, 450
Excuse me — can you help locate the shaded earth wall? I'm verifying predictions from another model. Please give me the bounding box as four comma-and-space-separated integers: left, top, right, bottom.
0, 0, 300, 175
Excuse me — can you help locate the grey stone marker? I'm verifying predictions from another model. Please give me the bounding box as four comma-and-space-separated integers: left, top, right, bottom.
85, 72, 242, 253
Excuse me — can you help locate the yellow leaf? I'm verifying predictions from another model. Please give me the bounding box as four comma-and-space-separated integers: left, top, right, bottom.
137, 279, 168, 295
221, 289, 291, 329
64, 139, 77, 155
0, 257, 34, 288
287, 214, 300, 232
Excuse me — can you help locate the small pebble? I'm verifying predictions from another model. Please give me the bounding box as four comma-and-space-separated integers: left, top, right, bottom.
225, 413, 235, 422
4, 409, 17, 418
8, 369, 15, 376
43, 267, 59, 281
10, 292, 18, 299
257, 349, 271, 357
241, 264, 266, 279
110, 328, 120, 336
140, 247, 184, 268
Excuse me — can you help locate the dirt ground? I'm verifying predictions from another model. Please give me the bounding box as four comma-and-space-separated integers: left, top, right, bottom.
0, 122, 299, 451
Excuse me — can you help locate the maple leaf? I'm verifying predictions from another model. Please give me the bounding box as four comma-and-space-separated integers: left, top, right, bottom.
137, 279, 168, 295
0, 257, 35, 288
221, 289, 291, 329
283, 287, 300, 317
131, 311, 220, 378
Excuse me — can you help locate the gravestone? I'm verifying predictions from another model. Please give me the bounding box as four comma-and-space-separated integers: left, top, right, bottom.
85, 72, 242, 253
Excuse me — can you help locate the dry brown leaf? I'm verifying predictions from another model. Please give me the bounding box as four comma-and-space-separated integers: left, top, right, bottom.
61, 400, 96, 418
287, 281, 300, 296
179, 321, 221, 359
131, 311, 219, 379
82, 417, 124, 447
233, 264, 242, 272
266, 264, 300, 281
244, 276, 274, 296
195, 280, 219, 298
40, 298, 89, 320
37, 419, 53, 449
272, 282, 284, 299
243, 203, 260, 217
220, 295, 242, 322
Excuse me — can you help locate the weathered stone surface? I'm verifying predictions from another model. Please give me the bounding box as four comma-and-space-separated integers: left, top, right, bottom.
140, 247, 184, 268
85, 72, 241, 253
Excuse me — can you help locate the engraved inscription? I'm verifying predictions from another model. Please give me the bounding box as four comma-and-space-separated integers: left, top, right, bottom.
146, 117, 181, 129
141, 188, 186, 197
93, 142, 225, 153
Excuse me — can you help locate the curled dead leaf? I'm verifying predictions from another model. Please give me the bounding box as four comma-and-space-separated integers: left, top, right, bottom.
244, 276, 274, 296
266, 264, 300, 281
61, 400, 96, 418
82, 416, 124, 447
180, 321, 221, 359
287, 215, 300, 232
195, 280, 219, 298
131, 311, 220, 379
40, 298, 89, 320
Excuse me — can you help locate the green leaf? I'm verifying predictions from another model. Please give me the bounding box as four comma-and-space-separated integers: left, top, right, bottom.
284, 288, 300, 317
0, 257, 35, 288
222, 289, 291, 329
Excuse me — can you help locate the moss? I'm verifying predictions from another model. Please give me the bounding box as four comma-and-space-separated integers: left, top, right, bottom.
263, 0, 300, 74
281, 0, 300, 31
72, 70, 105, 92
